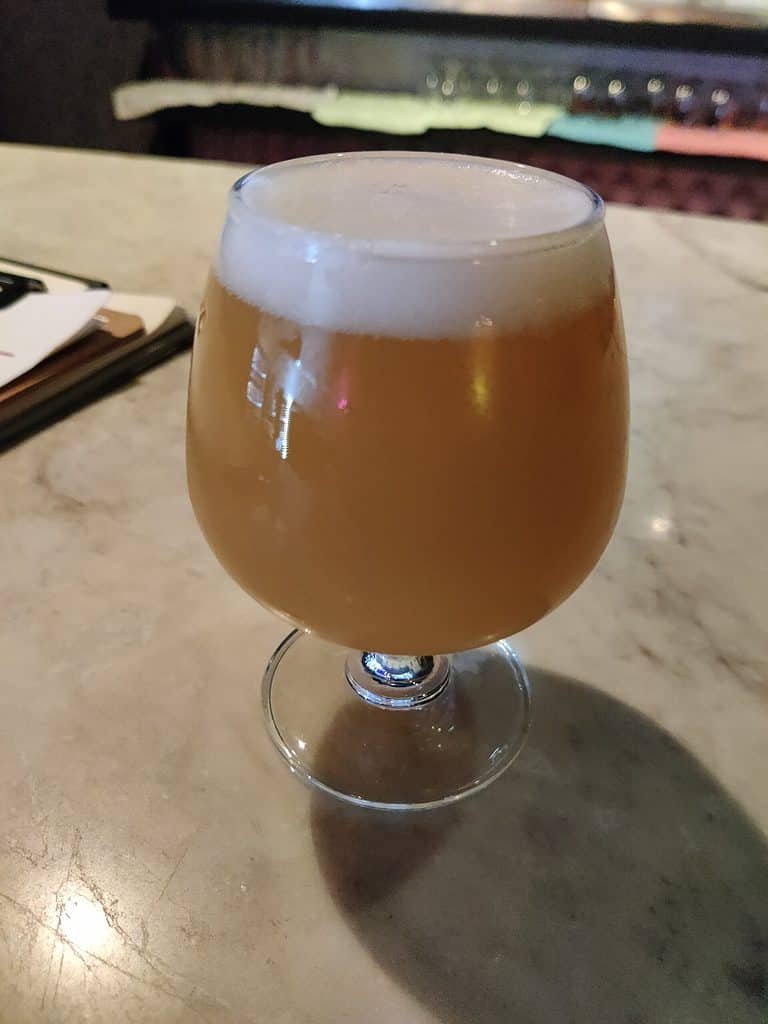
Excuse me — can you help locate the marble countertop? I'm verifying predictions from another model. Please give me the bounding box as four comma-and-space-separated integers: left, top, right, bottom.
0, 143, 766, 1023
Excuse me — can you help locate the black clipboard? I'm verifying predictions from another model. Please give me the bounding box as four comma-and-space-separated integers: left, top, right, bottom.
0, 258, 193, 450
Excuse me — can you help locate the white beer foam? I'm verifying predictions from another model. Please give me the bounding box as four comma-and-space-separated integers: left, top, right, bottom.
217, 153, 611, 339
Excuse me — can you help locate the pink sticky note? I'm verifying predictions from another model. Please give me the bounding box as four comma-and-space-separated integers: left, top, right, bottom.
656, 125, 768, 162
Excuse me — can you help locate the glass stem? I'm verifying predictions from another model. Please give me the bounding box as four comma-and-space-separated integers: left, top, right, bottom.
346, 651, 451, 710
361, 652, 435, 687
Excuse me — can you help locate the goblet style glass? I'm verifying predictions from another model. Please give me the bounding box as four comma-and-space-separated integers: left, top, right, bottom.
187, 152, 628, 809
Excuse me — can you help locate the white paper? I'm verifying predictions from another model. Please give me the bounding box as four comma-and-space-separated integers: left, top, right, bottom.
0, 291, 110, 389
112, 79, 336, 121
0, 257, 179, 388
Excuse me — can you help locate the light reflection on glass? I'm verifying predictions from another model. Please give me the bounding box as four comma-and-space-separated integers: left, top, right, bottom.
247, 347, 267, 409
472, 371, 490, 414
276, 395, 294, 461
274, 358, 303, 461
247, 347, 300, 461
336, 366, 351, 414
470, 322, 494, 416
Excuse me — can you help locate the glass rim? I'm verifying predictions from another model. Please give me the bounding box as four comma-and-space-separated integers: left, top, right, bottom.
228, 151, 605, 262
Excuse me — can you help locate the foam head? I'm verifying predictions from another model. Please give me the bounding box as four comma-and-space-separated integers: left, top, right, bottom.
217, 152, 611, 338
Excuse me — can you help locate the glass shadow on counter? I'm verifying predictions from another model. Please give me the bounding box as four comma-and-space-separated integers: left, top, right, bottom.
311, 668, 768, 1023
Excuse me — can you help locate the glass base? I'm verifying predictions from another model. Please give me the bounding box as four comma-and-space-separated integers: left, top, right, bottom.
262, 630, 532, 811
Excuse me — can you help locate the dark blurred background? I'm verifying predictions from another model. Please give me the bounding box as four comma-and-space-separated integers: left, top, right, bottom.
1, 0, 766, 218
0, 1, 151, 153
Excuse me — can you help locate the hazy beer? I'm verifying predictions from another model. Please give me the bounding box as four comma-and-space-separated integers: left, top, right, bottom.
187, 154, 627, 654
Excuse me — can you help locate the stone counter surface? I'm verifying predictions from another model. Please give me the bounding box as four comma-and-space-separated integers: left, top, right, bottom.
0, 144, 767, 1023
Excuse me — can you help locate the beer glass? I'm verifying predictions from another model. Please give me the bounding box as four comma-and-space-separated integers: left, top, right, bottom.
187, 152, 628, 809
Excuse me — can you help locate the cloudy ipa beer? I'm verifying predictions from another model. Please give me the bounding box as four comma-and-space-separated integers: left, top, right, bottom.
187, 154, 627, 654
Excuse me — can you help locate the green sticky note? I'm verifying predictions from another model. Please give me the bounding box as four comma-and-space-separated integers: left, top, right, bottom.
425, 100, 563, 136
483, 103, 565, 138
425, 99, 490, 131
312, 93, 431, 135
548, 115, 660, 152
312, 92, 565, 139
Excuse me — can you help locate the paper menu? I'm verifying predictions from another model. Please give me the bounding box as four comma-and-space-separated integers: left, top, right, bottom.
0, 254, 178, 389
0, 258, 192, 448
0, 290, 110, 389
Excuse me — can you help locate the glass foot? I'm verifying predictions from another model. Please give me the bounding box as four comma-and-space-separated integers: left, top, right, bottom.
262, 630, 532, 810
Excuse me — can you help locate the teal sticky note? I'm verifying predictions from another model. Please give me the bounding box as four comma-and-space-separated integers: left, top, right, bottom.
548, 115, 660, 152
